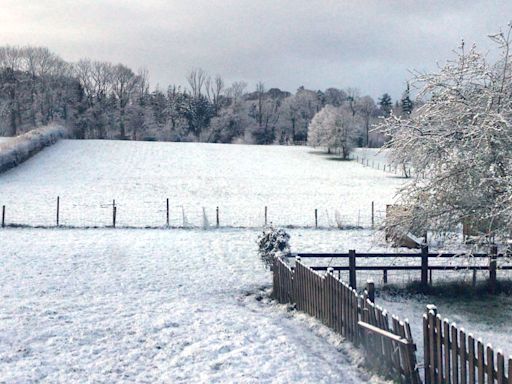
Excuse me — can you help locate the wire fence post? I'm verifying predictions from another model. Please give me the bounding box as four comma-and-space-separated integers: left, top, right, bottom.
371, 201, 374, 228
1, 205, 5, 228
264, 206, 268, 226
112, 199, 116, 228
56, 196, 60, 226
315, 208, 318, 228
166, 198, 169, 227
216, 206, 219, 228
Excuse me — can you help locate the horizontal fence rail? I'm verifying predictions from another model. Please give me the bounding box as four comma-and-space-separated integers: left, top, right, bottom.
272, 256, 421, 383
292, 247, 506, 292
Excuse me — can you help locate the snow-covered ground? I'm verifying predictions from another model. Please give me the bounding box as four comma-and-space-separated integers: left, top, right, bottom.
0, 137, 11, 144
2, 140, 509, 382
0, 228, 389, 383
0, 140, 403, 228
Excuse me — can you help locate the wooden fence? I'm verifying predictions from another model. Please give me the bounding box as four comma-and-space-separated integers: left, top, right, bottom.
424, 307, 512, 384
273, 256, 421, 383
294, 246, 506, 293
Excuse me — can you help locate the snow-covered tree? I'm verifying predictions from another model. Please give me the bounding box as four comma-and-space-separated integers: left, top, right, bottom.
379, 26, 512, 241
308, 105, 359, 159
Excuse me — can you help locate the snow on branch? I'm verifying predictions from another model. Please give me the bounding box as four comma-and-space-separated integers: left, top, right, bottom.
378, 25, 512, 241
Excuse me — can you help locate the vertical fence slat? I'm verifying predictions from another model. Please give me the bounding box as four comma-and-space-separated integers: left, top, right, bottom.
429, 310, 437, 384
477, 340, 485, 384
468, 335, 476, 384
452, 323, 459, 384
460, 329, 467, 384
507, 357, 512, 384
487, 345, 494, 384
497, 351, 505, 384
436, 315, 444, 383
444, 320, 451, 384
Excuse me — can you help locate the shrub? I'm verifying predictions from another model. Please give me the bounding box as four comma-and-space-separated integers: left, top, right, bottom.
0, 124, 68, 173
257, 226, 291, 269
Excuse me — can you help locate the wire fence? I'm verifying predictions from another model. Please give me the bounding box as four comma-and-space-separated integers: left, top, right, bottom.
0, 197, 388, 230
350, 151, 422, 179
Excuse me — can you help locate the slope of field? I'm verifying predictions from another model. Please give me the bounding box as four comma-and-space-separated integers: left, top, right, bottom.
0, 228, 389, 383
0, 140, 403, 228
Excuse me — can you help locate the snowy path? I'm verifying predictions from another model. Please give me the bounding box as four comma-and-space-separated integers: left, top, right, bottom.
0, 228, 382, 383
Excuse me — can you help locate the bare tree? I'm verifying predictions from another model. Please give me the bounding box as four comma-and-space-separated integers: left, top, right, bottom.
187, 68, 208, 98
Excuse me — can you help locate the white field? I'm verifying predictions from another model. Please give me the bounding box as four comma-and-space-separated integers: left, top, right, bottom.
0, 137, 11, 144
2, 140, 511, 382
0, 141, 401, 383
0, 140, 403, 228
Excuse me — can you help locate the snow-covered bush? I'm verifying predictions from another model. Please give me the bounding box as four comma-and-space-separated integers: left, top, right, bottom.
257, 226, 291, 269
0, 124, 68, 173
378, 26, 512, 242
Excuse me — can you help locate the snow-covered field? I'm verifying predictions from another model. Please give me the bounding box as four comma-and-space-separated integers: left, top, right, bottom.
0, 228, 389, 383
0, 140, 403, 228
2, 140, 510, 382
0, 137, 11, 144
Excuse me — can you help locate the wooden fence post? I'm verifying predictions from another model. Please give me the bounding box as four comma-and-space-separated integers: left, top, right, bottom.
315, 208, 318, 228
349, 249, 357, 289
366, 280, 375, 302
56, 196, 60, 226
489, 244, 497, 294
216, 206, 220, 228
1, 205, 5, 228
264, 206, 268, 226
421, 245, 429, 290
166, 198, 169, 227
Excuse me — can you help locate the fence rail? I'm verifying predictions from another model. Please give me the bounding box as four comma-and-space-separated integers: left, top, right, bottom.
273, 256, 421, 383
424, 306, 512, 384
293, 247, 505, 292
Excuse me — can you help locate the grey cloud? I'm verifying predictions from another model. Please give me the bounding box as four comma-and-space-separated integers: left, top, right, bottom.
0, 0, 511, 99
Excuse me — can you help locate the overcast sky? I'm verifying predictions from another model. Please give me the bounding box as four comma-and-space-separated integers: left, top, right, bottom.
1, 0, 511, 99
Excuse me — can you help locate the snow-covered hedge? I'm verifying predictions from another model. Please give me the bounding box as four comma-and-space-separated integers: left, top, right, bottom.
0, 125, 68, 173
257, 227, 291, 269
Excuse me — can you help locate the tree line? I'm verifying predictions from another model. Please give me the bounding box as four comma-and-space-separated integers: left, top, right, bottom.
0, 45, 414, 145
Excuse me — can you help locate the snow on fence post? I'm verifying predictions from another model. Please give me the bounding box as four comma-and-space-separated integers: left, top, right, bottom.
489, 244, 498, 294
349, 249, 357, 289
56, 196, 60, 226
1, 205, 4, 227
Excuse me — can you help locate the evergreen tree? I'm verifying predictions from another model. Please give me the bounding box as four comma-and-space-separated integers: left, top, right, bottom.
401, 83, 413, 115
378, 93, 392, 117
